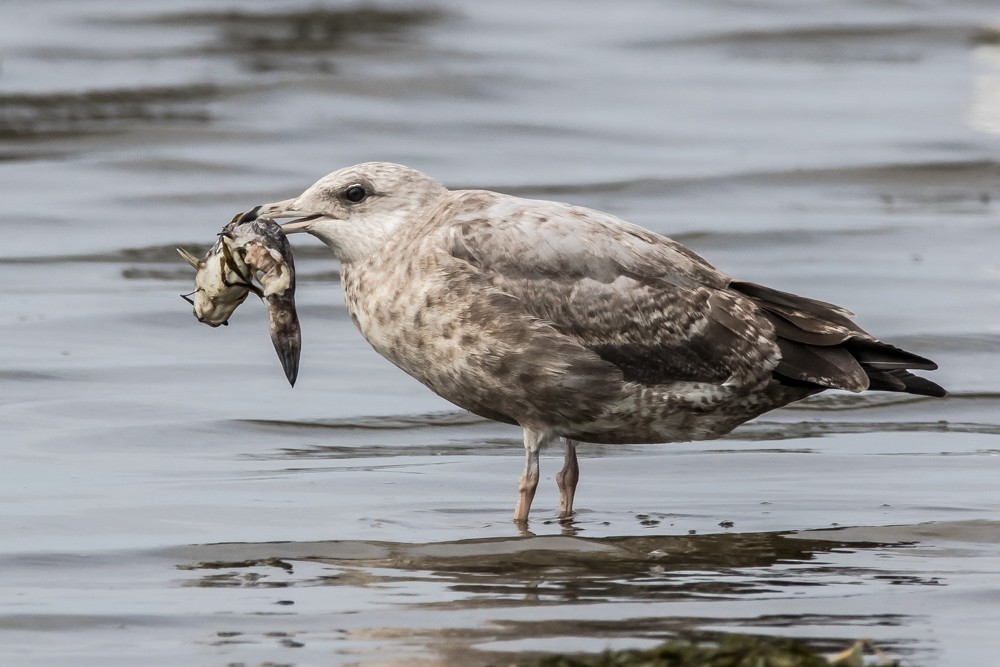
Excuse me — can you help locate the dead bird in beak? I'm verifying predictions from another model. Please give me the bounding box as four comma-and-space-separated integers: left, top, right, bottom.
177, 207, 301, 386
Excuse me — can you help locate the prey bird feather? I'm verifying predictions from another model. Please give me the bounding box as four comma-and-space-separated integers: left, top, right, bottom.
178, 210, 301, 386
237, 162, 944, 523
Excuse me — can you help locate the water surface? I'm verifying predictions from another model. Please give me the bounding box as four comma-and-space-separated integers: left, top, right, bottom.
1, 1, 999, 665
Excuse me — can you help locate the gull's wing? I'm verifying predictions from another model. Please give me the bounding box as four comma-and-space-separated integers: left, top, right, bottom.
438, 191, 780, 392
437, 191, 944, 397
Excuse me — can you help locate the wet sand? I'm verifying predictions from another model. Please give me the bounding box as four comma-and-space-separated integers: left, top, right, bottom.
1, 1, 999, 665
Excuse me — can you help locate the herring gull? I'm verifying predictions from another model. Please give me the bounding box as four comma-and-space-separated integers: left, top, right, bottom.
254, 162, 945, 523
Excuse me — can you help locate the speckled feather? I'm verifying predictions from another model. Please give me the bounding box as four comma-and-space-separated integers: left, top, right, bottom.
335, 185, 939, 444
252, 162, 946, 521
269, 163, 944, 444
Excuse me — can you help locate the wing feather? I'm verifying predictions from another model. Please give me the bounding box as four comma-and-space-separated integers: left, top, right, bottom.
439, 192, 780, 392
434, 190, 944, 397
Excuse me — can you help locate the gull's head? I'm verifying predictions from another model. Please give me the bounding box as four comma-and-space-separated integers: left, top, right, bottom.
256, 162, 448, 262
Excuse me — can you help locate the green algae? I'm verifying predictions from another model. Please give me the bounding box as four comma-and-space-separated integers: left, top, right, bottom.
519, 635, 900, 667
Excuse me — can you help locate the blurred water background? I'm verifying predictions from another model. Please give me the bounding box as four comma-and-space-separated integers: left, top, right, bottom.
1, 1, 1000, 665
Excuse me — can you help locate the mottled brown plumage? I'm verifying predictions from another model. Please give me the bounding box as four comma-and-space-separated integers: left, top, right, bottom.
255, 162, 944, 523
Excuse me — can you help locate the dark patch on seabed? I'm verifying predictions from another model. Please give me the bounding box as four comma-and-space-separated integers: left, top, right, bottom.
119, 5, 450, 72
655, 23, 994, 65
242, 410, 488, 432
129, 5, 447, 43
0, 85, 218, 139
153, 523, 982, 663
2, 241, 337, 266
730, 418, 1000, 442
171, 528, 891, 590
495, 159, 1000, 200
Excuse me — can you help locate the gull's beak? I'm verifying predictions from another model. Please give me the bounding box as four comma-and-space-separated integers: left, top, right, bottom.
255, 198, 322, 234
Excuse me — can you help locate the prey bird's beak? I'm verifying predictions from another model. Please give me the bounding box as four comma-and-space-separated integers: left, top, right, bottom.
176, 247, 201, 269
256, 198, 322, 234
275, 333, 300, 387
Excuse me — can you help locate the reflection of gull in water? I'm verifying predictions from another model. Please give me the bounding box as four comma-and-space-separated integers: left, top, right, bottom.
255, 162, 945, 524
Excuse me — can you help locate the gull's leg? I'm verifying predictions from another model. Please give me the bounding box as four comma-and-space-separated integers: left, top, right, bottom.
556, 438, 579, 519
513, 428, 551, 524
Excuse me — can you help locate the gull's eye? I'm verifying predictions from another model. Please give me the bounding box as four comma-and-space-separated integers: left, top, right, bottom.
343, 184, 367, 203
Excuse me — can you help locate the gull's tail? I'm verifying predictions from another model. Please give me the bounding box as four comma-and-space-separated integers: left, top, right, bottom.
731, 281, 946, 398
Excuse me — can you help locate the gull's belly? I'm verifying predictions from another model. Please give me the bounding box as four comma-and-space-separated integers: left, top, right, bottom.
339, 259, 822, 443
341, 263, 523, 423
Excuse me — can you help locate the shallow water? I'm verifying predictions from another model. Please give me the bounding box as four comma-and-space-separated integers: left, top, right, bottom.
1, 1, 999, 665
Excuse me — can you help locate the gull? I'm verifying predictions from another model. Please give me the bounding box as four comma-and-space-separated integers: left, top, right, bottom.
255, 162, 945, 524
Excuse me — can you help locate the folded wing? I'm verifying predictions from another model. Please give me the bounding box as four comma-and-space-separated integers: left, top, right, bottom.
441, 191, 944, 398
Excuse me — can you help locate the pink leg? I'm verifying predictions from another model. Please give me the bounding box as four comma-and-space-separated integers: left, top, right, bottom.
556, 439, 579, 519
513, 448, 539, 524
513, 429, 551, 524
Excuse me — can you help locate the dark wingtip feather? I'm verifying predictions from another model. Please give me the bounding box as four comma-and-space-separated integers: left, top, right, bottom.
865, 367, 946, 397
734, 281, 945, 398
774, 338, 869, 392
846, 339, 938, 371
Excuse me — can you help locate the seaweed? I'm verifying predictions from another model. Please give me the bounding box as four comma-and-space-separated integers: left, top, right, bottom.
519, 635, 899, 667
